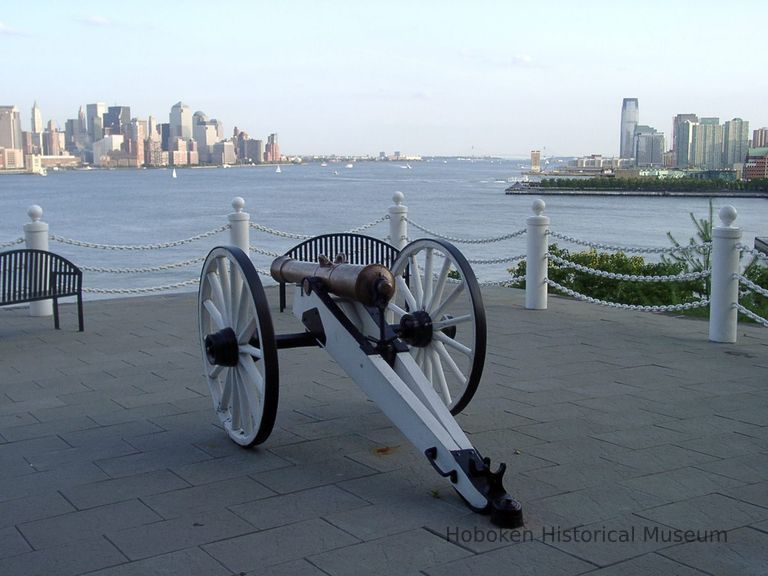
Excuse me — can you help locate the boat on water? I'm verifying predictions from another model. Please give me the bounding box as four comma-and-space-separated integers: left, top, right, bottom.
275, 165, 282, 173
345, 163, 354, 169
172, 168, 177, 178
320, 162, 328, 167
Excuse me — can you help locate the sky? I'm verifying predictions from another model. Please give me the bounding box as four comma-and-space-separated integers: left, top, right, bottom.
2, 0, 767, 157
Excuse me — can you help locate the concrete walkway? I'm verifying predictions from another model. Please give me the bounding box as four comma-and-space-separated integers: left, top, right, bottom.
0, 287, 766, 576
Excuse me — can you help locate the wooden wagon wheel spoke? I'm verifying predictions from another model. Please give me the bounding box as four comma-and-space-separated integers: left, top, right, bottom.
199, 246, 279, 447
390, 238, 486, 415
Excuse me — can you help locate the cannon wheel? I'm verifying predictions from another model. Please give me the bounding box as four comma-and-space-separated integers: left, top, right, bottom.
198, 246, 279, 447
389, 238, 486, 415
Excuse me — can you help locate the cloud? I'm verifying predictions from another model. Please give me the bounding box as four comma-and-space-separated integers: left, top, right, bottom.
78, 15, 112, 26
0, 21, 24, 35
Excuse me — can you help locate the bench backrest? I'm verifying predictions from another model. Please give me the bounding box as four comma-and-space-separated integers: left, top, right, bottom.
0, 249, 82, 305
285, 233, 399, 268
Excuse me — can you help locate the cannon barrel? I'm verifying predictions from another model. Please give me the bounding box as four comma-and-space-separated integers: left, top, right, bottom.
271, 255, 396, 308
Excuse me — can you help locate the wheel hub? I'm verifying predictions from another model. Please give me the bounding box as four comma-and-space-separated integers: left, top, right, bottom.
399, 310, 433, 347
204, 327, 239, 367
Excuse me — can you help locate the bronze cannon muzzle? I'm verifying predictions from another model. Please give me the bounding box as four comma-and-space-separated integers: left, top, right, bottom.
270, 254, 396, 308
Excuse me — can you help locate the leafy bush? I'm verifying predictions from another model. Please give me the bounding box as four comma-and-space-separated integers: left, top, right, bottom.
509, 244, 698, 306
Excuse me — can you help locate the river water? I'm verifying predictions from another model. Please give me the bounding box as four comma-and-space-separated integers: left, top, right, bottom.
1, 160, 766, 296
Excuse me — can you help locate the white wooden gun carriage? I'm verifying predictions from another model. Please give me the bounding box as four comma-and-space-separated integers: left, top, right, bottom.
197, 235, 523, 527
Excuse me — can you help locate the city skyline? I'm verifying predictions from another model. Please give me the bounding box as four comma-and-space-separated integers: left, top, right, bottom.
2, 0, 767, 157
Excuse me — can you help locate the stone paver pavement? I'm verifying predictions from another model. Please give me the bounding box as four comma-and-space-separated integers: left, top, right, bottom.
0, 286, 766, 575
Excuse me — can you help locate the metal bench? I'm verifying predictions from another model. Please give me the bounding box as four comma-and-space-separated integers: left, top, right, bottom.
0, 248, 84, 331
278, 233, 399, 312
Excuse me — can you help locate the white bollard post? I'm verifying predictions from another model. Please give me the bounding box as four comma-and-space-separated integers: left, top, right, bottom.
24, 205, 53, 317
229, 197, 250, 254
709, 205, 741, 343
526, 199, 549, 310
388, 191, 408, 250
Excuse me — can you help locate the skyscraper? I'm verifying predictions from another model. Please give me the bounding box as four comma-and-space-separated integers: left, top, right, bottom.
103, 106, 131, 136
530, 150, 541, 173
691, 118, 723, 170
619, 98, 639, 159
754, 128, 768, 148
0, 105, 23, 150
169, 102, 192, 141
723, 118, 750, 167
265, 133, 280, 162
672, 114, 699, 168
86, 102, 107, 142
633, 125, 665, 167
31, 101, 43, 134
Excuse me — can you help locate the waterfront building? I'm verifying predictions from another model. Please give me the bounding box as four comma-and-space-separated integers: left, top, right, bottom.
103, 106, 131, 136
0, 147, 24, 169
691, 117, 723, 170
86, 102, 107, 141
212, 140, 236, 165
169, 137, 189, 166
530, 150, 541, 173
753, 127, 768, 148
619, 98, 639, 159
193, 111, 220, 164
169, 102, 192, 142
265, 133, 280, 162
31, 101, 43, 134
672, 114, 699, 168
125, 119, 145, 168
633, 125, 665, 167
723, 118, 750, 167
743, 147, 768, 180
43, 120, 63, 156
0, 105, 23, 153
92, 135, 123, 166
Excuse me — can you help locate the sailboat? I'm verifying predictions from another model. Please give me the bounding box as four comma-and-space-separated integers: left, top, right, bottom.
172, 168, 177, 178
275, 165, 282, 173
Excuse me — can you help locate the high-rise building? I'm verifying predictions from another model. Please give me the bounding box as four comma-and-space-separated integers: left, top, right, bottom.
743, 147, 768, 180
619, 98, 639, 159
530, 150, 541, 173
0, 105, 23, 150
31, 101, 43, 134
77, 106, 88, 136
723, 118, 750, 167
169, 102, 192, 141
86, 102, 107, 142
753, 127, 768, 148
633, 125, 665, 167
265, 133, 280, 162
691, 117, 723, 170
43, 119, 62, 156
103, 106, 131, 136
672, 114, 699, 168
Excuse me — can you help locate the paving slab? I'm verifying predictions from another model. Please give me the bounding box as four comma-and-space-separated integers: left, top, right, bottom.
0, 287, 766, 575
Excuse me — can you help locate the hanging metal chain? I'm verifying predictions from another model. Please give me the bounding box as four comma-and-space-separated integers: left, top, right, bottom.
737, 243, 768, 263
478, 276, 525, 287
344, 214, 390, 233
50, 225, 230, 251
83, 278, 200, 294
547, 231, 711, 255
0, 237, 25, 249
545, 278, 710, 312
249, 245, 282, 258
79, 256, 207, 274
735, 304, 768, 327
406, 217, 527, 244
547, 254, 711, 282
468, 254, 526, 265
735, 274, 768, 299
249, 222, 311, 240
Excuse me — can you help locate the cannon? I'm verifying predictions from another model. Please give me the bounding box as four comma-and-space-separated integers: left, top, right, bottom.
197, 237, 523, 527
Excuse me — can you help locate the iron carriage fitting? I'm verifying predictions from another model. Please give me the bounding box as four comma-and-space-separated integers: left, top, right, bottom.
197, 236, 523, 528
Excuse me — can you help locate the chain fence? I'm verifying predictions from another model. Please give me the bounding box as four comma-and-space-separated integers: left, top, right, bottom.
0, 237, 25, 249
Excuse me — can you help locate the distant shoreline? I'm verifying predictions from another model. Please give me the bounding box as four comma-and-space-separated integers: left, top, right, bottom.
505, 188, 768, 199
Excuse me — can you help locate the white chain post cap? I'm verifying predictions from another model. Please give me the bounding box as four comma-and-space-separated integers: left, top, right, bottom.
232, 197, 245, 212
392, 191, 404, 205
28, 205, 43, 222
718, 205, 737, 227
532, 198, 546, 215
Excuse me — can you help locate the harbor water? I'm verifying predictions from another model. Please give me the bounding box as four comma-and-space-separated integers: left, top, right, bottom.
1, 160, 766, 297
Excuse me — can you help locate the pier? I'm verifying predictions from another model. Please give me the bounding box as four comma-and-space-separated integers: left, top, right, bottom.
1, 286, 766, 575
